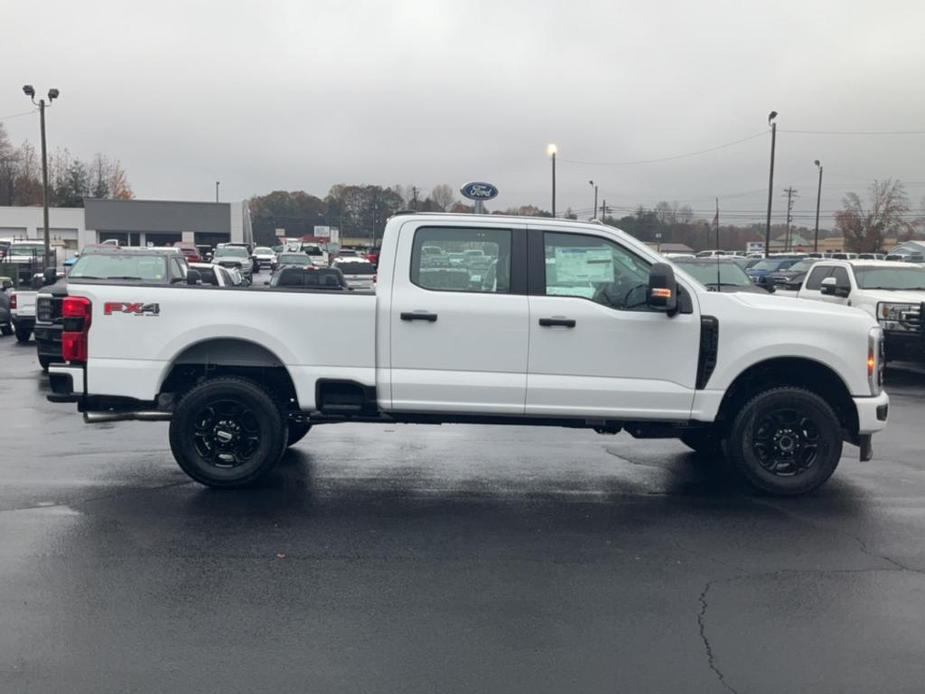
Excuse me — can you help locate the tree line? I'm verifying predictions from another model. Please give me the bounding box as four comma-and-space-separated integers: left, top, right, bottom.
0, 121, 133, 208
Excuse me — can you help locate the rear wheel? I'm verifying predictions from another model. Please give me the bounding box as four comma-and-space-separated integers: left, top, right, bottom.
38, 355, 53, 372
0, 323, 12, 337
726, 387, 842, 496
286, 422, 312, 447
14, 323, 31, 343
169, 377, 287, 488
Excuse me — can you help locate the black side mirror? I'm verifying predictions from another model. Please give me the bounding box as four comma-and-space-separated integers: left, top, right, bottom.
647, 263, 679, 315
43, 267, 57, 286
186, 269, 202, 285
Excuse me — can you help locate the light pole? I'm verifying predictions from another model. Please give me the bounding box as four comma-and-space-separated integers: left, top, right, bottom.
215, 181, 220, 203
546, 143, 557, 216
23, 84, 59, 268
764, 110, 778, 258
589, 180, 598, 220
813, 160, 823, 253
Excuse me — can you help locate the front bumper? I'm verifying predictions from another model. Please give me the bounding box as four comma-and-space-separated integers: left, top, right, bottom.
883, 329, 925, 361
854, 391, 889, 435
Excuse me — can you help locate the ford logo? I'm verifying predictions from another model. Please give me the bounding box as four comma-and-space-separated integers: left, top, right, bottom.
460, 182, 499, 201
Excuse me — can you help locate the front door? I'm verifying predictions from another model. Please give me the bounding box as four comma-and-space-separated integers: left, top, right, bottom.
526, 228, 701, 420
388, 223, 529, 414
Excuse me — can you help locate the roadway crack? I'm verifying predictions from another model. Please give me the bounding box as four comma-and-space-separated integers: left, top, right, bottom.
697, 579, 740, 694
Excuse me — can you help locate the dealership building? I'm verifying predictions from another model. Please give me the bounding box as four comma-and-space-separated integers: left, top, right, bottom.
0, 198, 252, 253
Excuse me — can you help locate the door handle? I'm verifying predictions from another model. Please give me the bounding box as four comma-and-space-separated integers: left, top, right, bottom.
401, 311, 438, 322
539, 317, 576, 328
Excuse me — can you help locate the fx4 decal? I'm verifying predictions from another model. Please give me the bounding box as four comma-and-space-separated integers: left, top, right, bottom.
104, 302, 161, 317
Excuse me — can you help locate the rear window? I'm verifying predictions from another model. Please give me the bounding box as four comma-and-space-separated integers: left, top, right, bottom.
277, 254, 311, 266
70, 254, 168, 281
336, 262, 376, 275
10, 244, 45, 257
215, 246, 248, 258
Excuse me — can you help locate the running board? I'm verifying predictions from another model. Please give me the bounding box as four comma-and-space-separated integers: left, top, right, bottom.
84, 411, 172, 424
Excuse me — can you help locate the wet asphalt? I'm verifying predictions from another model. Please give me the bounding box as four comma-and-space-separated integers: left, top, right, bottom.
2, 327, 925, 693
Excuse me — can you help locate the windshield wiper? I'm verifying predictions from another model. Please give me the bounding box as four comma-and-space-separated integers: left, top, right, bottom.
102, 276, 144, 280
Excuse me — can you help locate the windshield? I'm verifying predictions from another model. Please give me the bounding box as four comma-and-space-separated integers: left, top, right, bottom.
303, 246, 323, 256
854, 265, 925, 290
277, 254, 311, 266
215, 246, 248, 258
70, 254, 168, 281
10, 244, 45, 257
674, 261, 751, 286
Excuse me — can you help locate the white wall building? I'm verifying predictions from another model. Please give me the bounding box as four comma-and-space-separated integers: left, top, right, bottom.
0, 207, 87, 251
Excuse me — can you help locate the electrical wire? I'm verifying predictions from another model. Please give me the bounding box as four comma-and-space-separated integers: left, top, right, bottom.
0, 109, 37, 121
780, 129, 925, 136
558, 131, 767, 166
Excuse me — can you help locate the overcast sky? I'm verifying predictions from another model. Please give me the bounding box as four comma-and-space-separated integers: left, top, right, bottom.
3, 0, 924, 226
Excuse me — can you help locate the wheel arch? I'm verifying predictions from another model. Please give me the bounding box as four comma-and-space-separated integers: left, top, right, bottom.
716, 356, 859, 439
158, 337, 299, 410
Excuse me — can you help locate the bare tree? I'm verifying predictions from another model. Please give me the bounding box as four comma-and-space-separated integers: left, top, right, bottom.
430, 183, 455, 212
835, 179, 910, 252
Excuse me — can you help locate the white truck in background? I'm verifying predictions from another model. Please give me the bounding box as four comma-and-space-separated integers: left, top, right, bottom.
48, 213, 888, 496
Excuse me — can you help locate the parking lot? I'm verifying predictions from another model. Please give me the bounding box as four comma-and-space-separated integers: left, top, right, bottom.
2, 322, 925, 693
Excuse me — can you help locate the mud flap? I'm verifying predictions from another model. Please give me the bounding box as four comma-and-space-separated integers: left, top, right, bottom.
859, 434, 873, 462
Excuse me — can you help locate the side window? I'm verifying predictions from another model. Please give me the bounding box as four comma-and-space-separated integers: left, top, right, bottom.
199, 267, 218, 286
543, 232, 651, 310
831, 267, 851, 287
805, 266, 831, 290
170, 257, 186, 280
410, 227, 511, 293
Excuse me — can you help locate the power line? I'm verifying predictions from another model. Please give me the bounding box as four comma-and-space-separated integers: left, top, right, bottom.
780, 128, 925, 136
0, 108, 38, 121
559, 131, 767, 166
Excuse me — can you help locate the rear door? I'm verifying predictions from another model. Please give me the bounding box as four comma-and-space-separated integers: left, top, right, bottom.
525, 227, 701, 419
387, 222, 528, 413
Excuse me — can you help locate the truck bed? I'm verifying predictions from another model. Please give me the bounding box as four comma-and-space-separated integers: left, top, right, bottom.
68, 282, 378, 407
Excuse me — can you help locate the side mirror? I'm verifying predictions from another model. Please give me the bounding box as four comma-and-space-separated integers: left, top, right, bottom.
647, 263, 678, 314
43, 267, 58, 286
820, 276, 850, 297
186, 269, 202, 285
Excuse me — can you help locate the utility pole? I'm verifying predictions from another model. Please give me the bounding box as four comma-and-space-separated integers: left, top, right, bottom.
546, 144, 558, 216
600, 200, 608, 221
813, 160, 823, 253
589, 180, 598, 220
715, 197, 720, 250
23, 85, 59, 269
764, 111, 778, 258
782, 186, 798, 251
215, 181, 220, 202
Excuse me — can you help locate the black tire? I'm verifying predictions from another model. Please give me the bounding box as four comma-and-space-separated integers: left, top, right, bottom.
38, 355, 53, 372
726, 387, 843, 496
14, 324, 31, 343
286, 422, 312, 447
0, 324, 12, 337
169, 377, 288, 488
680, 429, 725, 459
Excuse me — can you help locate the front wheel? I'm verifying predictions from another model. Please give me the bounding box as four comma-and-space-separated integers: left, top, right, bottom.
169, 377, 288, 488
726, 387, 843, 496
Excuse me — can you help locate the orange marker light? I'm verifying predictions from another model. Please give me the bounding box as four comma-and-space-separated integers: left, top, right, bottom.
651, 288, 673, 300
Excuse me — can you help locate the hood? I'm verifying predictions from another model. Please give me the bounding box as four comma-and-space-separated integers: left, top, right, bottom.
719, 290, 873, 320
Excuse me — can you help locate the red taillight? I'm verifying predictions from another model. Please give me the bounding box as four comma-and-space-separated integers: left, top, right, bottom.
9, 293, 16, 309
62, 296, 92, 363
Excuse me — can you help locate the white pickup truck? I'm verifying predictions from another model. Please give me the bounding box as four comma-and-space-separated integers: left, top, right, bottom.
797, 259, 925, 362
48, 213, 889, 495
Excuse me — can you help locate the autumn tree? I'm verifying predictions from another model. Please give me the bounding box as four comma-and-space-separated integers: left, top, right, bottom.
430, 184, 456, 212
835, 179, 911, 252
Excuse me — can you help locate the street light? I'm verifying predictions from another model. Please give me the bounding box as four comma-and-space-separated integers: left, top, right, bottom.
546, 143, 557, 216
813, 160, 823, 253
589, 180, 598, 220
764, 110, 778, 258
23, 84, 60, 269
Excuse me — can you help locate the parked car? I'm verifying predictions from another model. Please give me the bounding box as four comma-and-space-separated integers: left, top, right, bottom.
196, 244, 214, 262
0, 277, 13, 336
211, 245, 253, 284
48, 213, 888, 496
672, 258, 770, 293
188, 262, 239, 287
271, 252, 314, 272
797, 259, 925, 362
267, 266, 349, 289
766, 257, 821, 291
252, 246, 277, 270
173, 241, 202, 264
332, 258, 377, 290
34, 249, 194, 370
302, 243, 329, 267
745, 256, 802, 288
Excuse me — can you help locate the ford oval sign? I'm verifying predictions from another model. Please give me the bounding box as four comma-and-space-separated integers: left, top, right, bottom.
460, 182, 499, 201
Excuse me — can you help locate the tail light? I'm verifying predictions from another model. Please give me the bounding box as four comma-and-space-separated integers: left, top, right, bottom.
9, 293, 17, 309
62, 296, 92, 363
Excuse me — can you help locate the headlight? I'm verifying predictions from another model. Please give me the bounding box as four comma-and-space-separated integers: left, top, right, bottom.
877, 301, 916, 322
868, 327, 884, 395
